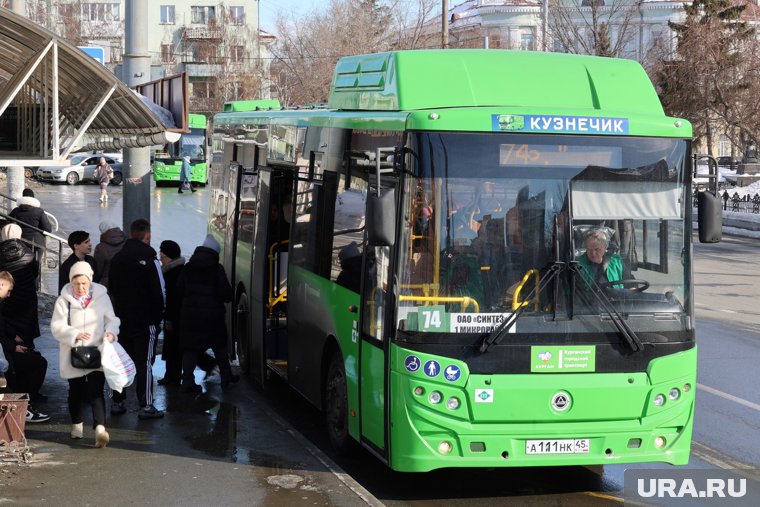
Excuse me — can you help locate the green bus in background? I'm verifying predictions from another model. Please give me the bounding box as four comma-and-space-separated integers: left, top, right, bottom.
153, 113, 209, 186
208, 50, 721, 472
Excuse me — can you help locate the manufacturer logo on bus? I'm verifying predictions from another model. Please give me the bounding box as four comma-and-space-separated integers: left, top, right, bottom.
551, 391, 572, 412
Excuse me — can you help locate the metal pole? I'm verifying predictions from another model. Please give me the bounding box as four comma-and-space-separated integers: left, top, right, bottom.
442, 0, 449, 49
543, 0, 549, 52
7, 0, 27, 209
123, 0, 152, 230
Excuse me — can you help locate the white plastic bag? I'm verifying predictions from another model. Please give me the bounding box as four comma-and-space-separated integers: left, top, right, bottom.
101, 339, 136, 393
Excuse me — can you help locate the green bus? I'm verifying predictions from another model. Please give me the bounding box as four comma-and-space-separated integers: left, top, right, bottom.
209, 50, 722, 472
153, 113, 209, 186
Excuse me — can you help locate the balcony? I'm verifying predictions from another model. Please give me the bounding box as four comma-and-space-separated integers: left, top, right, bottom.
182, 62, 225, 77
189, 96, 222, 114
182, 26, 223, 40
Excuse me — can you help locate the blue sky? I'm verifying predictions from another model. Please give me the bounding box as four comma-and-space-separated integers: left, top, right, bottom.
258, 0, 321, 32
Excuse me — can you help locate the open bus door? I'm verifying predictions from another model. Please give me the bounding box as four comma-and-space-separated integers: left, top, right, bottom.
358, 148, 398, 457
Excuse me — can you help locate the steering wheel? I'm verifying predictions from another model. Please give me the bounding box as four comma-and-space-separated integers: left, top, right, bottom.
598, 279, 650, 292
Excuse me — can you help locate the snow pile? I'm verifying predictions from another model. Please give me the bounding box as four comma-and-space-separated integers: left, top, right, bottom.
132, 90, 177, 129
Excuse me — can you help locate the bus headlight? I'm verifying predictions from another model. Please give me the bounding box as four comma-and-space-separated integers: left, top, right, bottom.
438, 441, 452, 454
668, 388, 681, 401
653, 394, 666, 407
428, 391, 442, 404
446, 397, 460, 410
654, 436, 667, 448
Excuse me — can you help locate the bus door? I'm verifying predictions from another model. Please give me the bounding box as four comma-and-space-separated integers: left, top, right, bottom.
359, 148, 398, 455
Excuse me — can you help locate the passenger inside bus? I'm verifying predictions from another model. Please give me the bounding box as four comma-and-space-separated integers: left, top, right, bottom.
336, 242, 362, 293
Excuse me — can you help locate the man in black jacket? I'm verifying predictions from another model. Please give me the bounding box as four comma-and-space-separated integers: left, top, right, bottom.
108, 219, 166, 419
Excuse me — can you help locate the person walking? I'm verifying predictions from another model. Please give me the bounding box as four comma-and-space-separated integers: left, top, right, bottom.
9, 188, 52, 283
108, 219, 166, 419
0, 224, 48, 403
51, 262, 120, 447
178, 155, 196, 193
178, 234, 238, 393
93, 222, 125, 289
92, 157, 114, 203
59, 231, 98, 294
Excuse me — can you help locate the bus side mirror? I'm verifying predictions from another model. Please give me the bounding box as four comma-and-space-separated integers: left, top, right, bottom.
367, 189, 396, 247
697, 191, 722, 243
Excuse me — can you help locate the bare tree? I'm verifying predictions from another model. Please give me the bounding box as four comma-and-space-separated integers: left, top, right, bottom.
653, 0, 760, 156
271, 0, 437, 105
549, 0, 639, 57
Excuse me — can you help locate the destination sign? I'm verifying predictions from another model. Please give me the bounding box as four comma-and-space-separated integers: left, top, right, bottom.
493, 114, 629, 135
499, 143, 622, 167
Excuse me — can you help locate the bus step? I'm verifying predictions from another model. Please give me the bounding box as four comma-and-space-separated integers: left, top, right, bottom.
266, 359, 288, 381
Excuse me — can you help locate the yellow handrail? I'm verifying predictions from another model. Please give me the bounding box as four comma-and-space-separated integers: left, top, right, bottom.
267, 240, 289, 311
513, 268, 539, 311
399, 295, 479, 313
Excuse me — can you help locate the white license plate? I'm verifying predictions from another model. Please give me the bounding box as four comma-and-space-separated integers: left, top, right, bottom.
525, 438, 590, 454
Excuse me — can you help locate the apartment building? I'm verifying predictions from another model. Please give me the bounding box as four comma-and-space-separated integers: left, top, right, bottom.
9, 0, 272, 115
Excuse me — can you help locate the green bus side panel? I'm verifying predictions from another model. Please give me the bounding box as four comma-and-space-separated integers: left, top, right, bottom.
388, 344, 696, 472
329, 50, 665, 117
223, 99, 282, 112
360, 342, 385, 449
153, 161, 207, 183
287, 266, 362, 440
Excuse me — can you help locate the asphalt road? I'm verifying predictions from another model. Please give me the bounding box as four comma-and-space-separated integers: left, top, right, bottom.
5, 180, 760, 505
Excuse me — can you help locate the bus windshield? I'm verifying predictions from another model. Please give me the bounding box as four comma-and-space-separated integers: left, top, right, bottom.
397, 132, 691, 339
177, 128, 206, 159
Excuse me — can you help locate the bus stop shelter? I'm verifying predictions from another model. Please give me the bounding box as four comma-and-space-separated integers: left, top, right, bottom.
0, 7, 176, 169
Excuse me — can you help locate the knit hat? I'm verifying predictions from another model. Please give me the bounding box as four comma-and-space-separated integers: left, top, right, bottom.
202, 234, 220, 253
338, 241, 361, 261
160, 240, 181, 259
99, 221, 117, 234
69, 261, 94, 283
22, 188, 34, 198
1, 223, 22, 241
67, 230, 89, 249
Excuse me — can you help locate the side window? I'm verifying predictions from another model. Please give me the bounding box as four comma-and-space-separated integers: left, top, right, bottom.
331, 172, 368, 292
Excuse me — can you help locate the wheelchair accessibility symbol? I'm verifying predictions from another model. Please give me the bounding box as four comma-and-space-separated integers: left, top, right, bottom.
405, 355, 421, 373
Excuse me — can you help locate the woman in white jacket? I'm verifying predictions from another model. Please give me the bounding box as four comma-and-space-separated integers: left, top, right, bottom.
51, 261, 120, 448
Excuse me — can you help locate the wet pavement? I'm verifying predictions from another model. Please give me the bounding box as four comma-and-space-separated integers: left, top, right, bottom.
1, 180, 381, 506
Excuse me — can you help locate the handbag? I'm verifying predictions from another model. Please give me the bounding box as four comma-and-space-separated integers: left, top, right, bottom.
71, 345, 101, 369
67, 302, 101, 369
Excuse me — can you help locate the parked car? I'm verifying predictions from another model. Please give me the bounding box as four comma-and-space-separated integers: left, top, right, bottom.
36, 154, 123, 185
716, 156, 741, 168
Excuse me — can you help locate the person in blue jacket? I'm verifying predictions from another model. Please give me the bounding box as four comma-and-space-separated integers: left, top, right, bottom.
178, 155, 196, 194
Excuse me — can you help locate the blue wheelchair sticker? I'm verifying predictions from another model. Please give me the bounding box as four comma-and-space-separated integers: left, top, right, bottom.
405, 355, 421, 373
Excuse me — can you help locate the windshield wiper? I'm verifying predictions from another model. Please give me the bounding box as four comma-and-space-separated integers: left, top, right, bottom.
568, 262, 643, 353
478, 262, 565, 353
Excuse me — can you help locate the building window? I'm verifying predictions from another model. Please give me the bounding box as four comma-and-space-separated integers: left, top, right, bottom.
57, 3, 76, 23
161, 44, 173, 64
160, 5, 175, 24
229, 6, 245, 25
191, 6, 216, 25
230, 45, 244, 63
193, 46, 219, 64
520, 30, 535, 51
82, 3, 120, 22
193, 81, 214, 99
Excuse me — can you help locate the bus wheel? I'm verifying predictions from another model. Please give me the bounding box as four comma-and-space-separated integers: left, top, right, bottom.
324, 352, 353, 453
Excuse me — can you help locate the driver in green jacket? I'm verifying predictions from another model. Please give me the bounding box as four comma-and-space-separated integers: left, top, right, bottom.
577, 228, 624, 289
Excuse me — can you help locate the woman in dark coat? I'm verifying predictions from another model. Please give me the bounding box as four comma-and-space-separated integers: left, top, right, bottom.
177, 234, 238, 392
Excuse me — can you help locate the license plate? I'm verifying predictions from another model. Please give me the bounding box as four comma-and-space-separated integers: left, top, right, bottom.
525, 438, 590, 454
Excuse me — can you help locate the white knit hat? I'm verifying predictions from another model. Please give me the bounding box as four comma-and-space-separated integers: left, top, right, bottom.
1, 223, 22, 241
69, 261, 94, 283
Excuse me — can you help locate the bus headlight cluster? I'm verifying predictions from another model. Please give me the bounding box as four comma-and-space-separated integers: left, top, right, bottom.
653, 394, 666, 407
446, 397, 460, 410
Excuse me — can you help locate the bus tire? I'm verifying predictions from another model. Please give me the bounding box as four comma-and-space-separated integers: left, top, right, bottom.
324, 351, 354, 454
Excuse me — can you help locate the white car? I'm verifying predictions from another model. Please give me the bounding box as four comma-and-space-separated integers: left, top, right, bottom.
37, 153, 123, 185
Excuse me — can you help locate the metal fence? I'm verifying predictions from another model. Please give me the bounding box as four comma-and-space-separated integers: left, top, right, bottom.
693, 190, 760, 213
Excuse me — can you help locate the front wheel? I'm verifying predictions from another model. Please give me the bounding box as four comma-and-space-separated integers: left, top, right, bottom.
324, 351, 353, 454
66, 171, 79, 185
